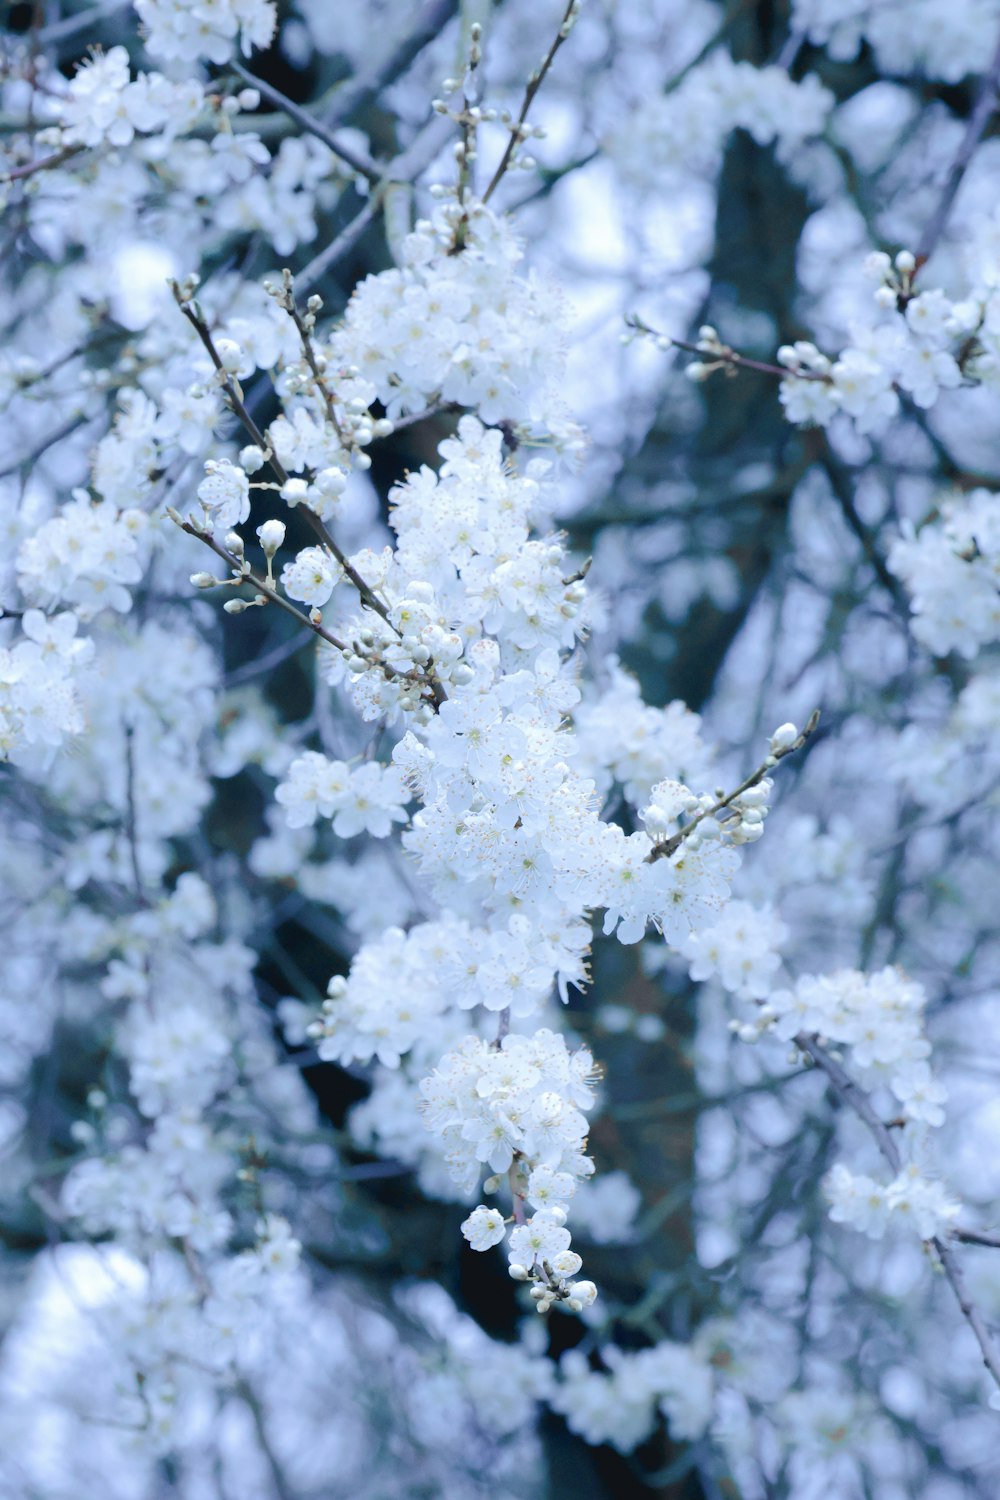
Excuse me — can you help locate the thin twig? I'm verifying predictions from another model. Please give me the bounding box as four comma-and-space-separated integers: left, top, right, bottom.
482, 0, 578, 204
322, 0, 458, 129
35, 1, 128, 44
915, 25, 1000, 269
629, 317, 831, 385
173, 519, 348, 655
229, 61, 382, 184
0, 411, 90, 479
224, 628, 313, 687
3, 143, 83, 183
170, 282, 396, 629
297, 192, 384, 293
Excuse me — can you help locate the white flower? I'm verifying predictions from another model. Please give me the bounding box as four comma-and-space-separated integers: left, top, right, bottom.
198, 461, 250, 530
461, 1204, 508, 1251
280, 546, 341, 606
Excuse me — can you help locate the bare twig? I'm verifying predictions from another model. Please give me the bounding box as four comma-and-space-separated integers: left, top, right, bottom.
229, 62, 382, 184
322, 0, 458, 129
0, 411, 91, 479
35, 1, 129, 44
2, 143, 84, 183
915, 25, 1000, 270
297, 192, 384, 293
170, 282, 398, 631
628, 316, 831, 385
482, 0, 578, 204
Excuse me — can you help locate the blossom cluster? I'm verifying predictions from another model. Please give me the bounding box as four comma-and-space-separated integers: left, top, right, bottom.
747, 966, 956, 1240
330, 203, 582, 440
888, 487, 1000, 659
791, 0, 1000, 82
424, 1030, 599, 1311
8, 2, 1000, 1491
610, 50, 833, 191
134, 0, 276, 64
826, 1161, 960, 1241
55, 45, 205, 148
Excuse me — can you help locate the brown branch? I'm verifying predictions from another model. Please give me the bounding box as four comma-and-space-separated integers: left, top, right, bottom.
297, 192, 384, 294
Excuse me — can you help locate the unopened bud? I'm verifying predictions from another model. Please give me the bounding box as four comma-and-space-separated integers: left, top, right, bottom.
256, 519, 286, 556
769, 723, 799, 753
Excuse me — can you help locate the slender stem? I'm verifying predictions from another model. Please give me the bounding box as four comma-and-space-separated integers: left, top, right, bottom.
482, 0, 578, 204
915, 25, 1000, 269
297, 192, 384, 294
177, 522, 346, 653
122, 723, 147, 905
224, 628, 313, 688
321, 0, 458, 129
171, 285, 386, 622
3, 143, 84, 183
955, 1228, 1000, 1250
630, 318, 831, 385
35, 1, 128, 43
280, 275, 343, 442
229, 62, 382, 183
0, 412, 90, 480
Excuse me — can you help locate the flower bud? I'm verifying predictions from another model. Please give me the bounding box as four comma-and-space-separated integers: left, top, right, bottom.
257, 519, 286, 556
769, 723, 798, 753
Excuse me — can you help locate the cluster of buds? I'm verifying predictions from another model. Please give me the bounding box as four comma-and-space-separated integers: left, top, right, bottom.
862, 248, 918, 311
265, 273, 394, 472
308, 976, 346, 1043
719, 777, 772, 847
341, 602, 458, 721
279, 467, 349, 518
776, 340, 833, 381
683, 325, 740, 383
507, 1217, 598, 1317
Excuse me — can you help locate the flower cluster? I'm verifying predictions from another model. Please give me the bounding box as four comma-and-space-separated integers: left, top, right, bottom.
888, 488, 1000, 659
0, 609, 90, 764
16, 494, 147, 619
330, 202, 579, 439
425, 1030, 599, 1311
791, 0, 999, 83
778, 255, 973, 434
678, 899, 788, 1000
56, 45, 204, 148
825, 1161, 960, 1241
134, 0, 277, 64
275, 750, 409, 836
609, 51, 833, 191
552, 1340, 716, 1451
738, 966, 956, 1242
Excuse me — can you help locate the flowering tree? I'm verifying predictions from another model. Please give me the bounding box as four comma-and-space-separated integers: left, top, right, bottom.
5, 1, 1000, 1496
